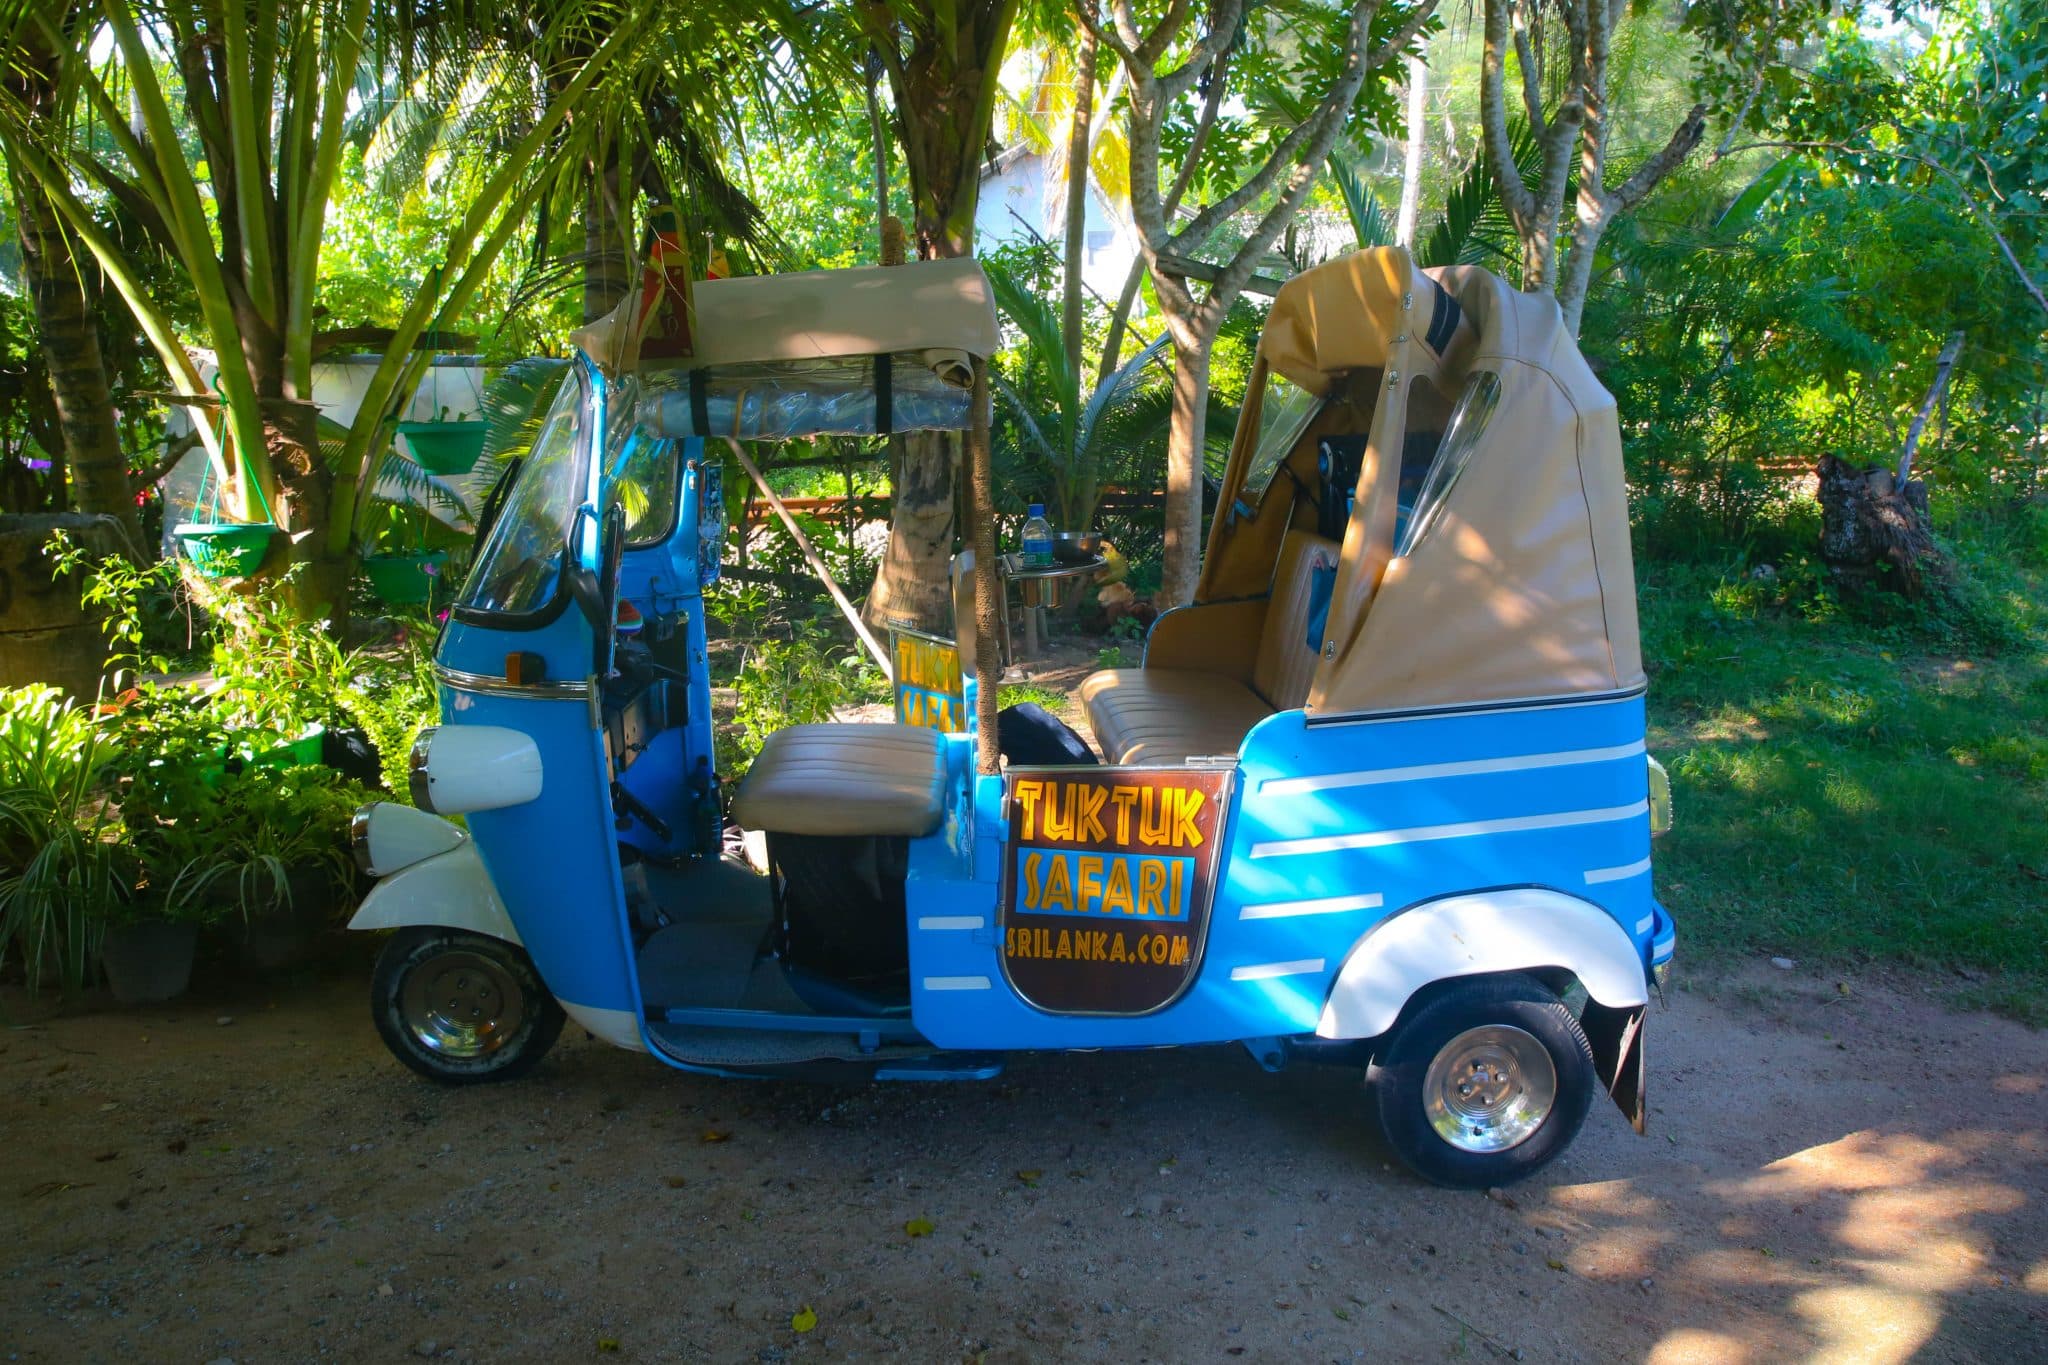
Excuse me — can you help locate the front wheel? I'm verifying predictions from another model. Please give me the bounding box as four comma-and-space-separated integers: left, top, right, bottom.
1370, 973, 1596, 1188
371, 928, 564, 1084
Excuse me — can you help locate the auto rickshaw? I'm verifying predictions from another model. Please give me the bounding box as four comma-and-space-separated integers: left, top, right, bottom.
348, 244, 1675, 1187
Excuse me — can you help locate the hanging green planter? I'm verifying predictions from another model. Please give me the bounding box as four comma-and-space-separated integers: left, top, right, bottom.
173, 521, 277, 579
397, 420, 487, 475
362, 549, 449, 606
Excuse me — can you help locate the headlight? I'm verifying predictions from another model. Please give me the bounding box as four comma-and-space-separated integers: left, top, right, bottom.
352, 801, 465, 877
1647, 755, 1673, 836
408, 725, 544, 815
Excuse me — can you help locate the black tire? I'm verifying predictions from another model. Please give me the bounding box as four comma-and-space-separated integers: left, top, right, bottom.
1370, 973, 1596, 1188
371, 928, 565, 1085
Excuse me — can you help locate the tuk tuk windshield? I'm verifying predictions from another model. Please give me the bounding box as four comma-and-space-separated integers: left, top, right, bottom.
456, 369, 588, 620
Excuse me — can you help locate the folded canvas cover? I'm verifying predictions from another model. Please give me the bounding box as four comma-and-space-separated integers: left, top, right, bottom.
1197, 246, 1643, 716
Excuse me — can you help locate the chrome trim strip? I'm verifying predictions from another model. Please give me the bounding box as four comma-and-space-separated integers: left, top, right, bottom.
1585, 855, 1654, 886
1304, 684, 1648, 728
1239, 892, 1382, 921
433, 664, 591, 699
922, 975, 992, 991
1230, 958, 1325, 982
1250, 799, 1651, 860
1260, 741, 1646, 797
917, 916, 984, 931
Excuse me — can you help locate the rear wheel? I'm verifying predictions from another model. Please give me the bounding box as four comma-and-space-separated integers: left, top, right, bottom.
371, 928, 564, 1084
1370, 974, 1595, 1188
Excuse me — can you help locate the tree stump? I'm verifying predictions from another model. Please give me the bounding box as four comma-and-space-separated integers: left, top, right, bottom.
0, 513, 126, 700
1815, 455, 1950, 599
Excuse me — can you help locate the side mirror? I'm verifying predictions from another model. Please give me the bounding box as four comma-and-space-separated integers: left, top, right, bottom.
564, 502, 626, 673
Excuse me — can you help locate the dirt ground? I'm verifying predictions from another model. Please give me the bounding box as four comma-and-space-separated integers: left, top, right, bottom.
3, 959, 2044, 1364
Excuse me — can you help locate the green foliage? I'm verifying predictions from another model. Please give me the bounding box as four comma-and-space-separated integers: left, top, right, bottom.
721, 622, 886, 778
0, 687, 126, 993
337, 617, 444, 801
1642, 561, 2048, 1023
44, 531, 189, 685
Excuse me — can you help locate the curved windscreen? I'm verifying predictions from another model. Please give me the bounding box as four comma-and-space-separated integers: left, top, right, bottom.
457, 369, 587, 619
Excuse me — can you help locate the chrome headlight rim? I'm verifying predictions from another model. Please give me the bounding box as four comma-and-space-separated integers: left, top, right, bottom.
408, 727, 439, 813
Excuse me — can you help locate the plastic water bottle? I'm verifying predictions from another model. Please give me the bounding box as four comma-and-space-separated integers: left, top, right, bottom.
1021, 504, 1054, 568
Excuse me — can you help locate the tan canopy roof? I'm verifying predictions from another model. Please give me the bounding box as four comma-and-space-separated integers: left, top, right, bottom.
1198, 246, 1643, 716
572, 257, 1000, 384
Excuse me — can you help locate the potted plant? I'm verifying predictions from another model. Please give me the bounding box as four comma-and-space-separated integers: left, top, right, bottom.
0, 686, 129, 996
209, 765, 367, 970
359, 501, 448, 607
396, 405, 487, 475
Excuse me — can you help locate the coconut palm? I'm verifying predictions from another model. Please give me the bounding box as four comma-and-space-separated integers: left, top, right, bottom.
0, 0, 730, 616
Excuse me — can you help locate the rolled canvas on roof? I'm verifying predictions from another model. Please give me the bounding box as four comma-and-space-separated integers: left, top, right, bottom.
573, 257, 1001, 378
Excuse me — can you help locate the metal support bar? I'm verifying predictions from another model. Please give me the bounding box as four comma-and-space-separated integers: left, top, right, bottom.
656, 1004, 925, 1041
723, 436, 893, 678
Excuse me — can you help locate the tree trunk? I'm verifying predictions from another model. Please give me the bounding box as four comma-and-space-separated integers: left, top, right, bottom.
860, 0, 1020, 638
1159, 321, 1210, 608
1061, 8, 1099, 380
7, 104, 141, 552
1394, 54, 1426, 247
1815, 454, 1948, 601
584, 138, 632, 324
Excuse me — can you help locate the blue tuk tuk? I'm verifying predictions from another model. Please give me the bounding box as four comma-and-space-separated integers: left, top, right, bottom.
348, 246, 1675, 1186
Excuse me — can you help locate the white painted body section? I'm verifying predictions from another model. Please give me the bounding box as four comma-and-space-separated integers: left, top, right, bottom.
413, 725, 544, 814
356, 801, 465, 877
1316, 888, 1648, 1040
562, 1001, 647, 1053
347, 840, 522, 946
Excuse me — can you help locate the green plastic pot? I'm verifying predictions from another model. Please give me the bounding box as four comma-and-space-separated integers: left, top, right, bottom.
172, 521, 276, 578
396, 420, 487, 475
362, 550, 449, 606
196, 723, 326, 789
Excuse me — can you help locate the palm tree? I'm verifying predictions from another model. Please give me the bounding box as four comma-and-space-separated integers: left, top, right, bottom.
0, 0, 671, 615
0, 4, 141, 549
984, 255, 1170, 532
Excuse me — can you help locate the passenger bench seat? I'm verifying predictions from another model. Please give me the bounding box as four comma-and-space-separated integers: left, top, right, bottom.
729, 723, 947, 835
1081, 529, 1340, 763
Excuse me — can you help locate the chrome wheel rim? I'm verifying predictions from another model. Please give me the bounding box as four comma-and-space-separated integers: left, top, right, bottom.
1423, 1024, 1557, 1153
399, 950, 526, 1059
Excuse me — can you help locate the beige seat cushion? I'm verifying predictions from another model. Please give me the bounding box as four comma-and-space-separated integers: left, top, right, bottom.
730, 723, 945, 836
1078, 670, 1274, 765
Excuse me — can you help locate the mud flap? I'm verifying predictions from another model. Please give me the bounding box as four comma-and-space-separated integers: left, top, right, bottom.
1580, 1001, 1647, 1134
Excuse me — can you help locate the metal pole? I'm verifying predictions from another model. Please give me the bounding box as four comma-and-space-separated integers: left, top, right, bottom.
724, 437, 893, 678
967, 359, 1002, 775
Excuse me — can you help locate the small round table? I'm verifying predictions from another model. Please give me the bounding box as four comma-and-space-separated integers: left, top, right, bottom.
999, 551, 1106, 659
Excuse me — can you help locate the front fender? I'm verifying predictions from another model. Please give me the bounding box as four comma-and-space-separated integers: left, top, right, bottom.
1317, 887, 1646, 1040
347, 840, 521, 947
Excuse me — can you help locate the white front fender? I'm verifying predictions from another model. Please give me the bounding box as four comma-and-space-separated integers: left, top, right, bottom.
1317, 888, 1647, 1040
347, 840, 521, 946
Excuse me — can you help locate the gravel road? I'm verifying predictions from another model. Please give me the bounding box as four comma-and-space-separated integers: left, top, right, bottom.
4, 963, 2044, 1363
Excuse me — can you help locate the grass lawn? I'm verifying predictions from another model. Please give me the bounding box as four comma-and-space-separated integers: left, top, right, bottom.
1642, 563, 2048, 1025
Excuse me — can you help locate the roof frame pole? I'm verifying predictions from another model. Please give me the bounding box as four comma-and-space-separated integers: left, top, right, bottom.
723, 436, 894, 678
967, 357, 1002, 775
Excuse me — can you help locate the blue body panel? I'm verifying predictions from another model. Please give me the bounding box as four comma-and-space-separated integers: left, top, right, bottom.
907, 693, 1654, 1049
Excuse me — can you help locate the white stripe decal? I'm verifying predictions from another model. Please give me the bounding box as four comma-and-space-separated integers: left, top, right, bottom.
1260, 741, 1645, 797
1240, 892, 1383, 921
1250, 800, 1650, 859
1634, 916, 1655, 934
917, 916, 984, 931
1585, 856, 1653, 886
922, 975, 991, 991
1231, 959, 1326, 982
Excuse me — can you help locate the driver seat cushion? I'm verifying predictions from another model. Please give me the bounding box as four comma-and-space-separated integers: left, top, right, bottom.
730, 723, 946, 837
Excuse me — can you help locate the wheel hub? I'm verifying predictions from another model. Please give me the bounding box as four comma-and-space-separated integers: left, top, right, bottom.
1422, 1024, 1557, 1154
399, 949, 526, 1059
